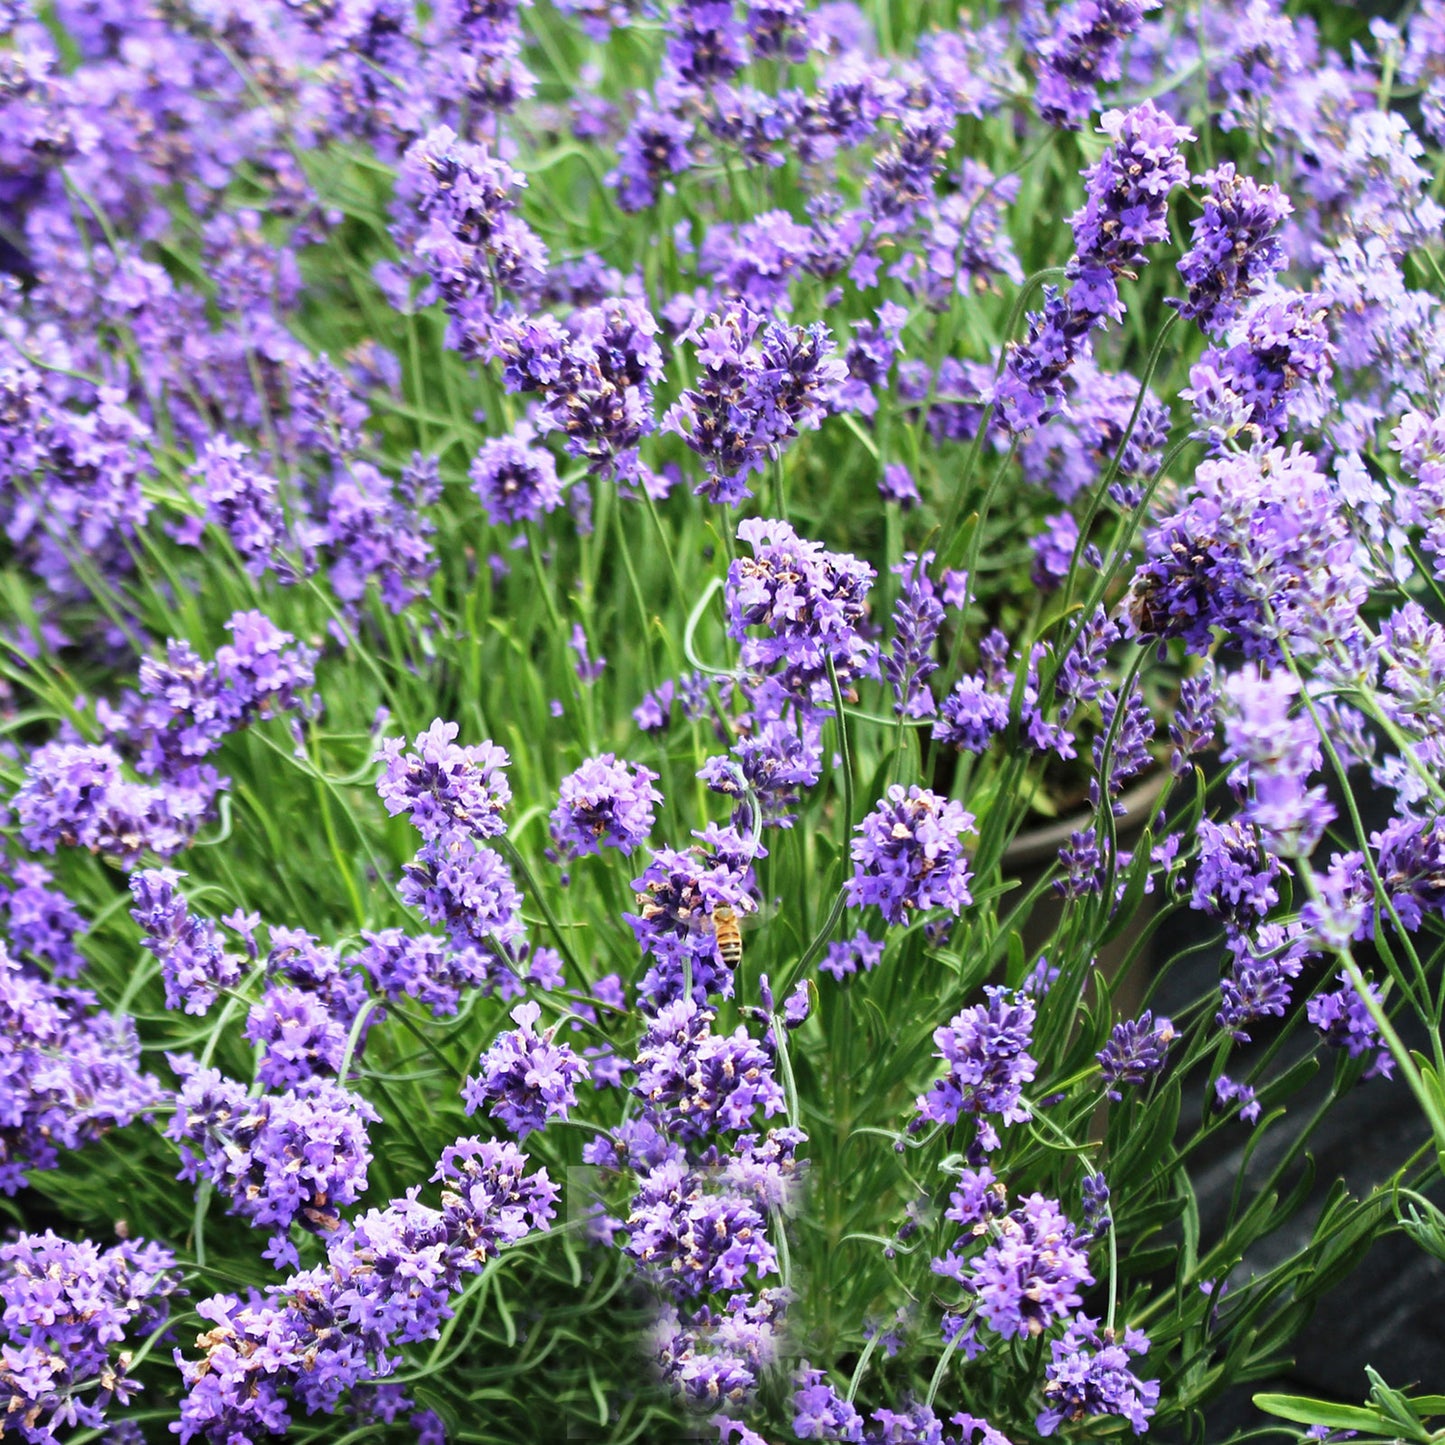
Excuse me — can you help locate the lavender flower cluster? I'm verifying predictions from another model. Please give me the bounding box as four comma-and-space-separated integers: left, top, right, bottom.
1, 0, 1442, 1442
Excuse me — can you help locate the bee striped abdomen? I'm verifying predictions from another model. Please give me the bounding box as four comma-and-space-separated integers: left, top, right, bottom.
710, 905, 743, 968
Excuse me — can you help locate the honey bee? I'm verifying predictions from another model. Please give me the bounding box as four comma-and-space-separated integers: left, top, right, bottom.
708, 904, 744, 969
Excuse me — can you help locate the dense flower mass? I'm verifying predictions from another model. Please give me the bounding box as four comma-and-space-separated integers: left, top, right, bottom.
175, 1138, 557, 1441
1037, 1318, 1159, 1436
967, 1193, 1093, 1339
1123, 445, 1364, 660
168, 1062, 380, 1267
377, 720, 513, 842
0, 949, 159, 1194
0, 1231, 185, 1441
130, 869, 244, 1014
1171, 164, 1291, 335
664, 307, 847, 504
551, 753, 662, 857
2, 0, 1443, 1440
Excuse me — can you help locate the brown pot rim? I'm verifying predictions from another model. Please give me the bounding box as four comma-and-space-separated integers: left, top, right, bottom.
1000, 768, 1168, 870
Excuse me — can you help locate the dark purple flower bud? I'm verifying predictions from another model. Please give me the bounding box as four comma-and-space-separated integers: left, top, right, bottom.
1171, 163, 1291, 336
1170, 670, 1217, 775
1096, 1012, 1174, 1100
879, 461, 920, 508
292, 353, 369, 461
883, 553, 944, 719
1081, 1171, 1112, 1238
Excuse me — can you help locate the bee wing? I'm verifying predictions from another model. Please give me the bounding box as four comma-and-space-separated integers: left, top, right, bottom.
739, 897, 778, 931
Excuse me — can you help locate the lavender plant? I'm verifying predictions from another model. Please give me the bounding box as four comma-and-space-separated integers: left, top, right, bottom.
0, 1, 1443, 1443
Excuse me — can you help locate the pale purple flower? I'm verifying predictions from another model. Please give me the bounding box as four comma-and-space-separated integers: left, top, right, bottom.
1214, 1074, 1261, 1125
631, 998, 784, 1143
1220, 666, 1333, 858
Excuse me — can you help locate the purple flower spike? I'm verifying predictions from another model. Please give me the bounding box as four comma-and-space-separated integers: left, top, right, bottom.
470, 424, 561, 526
130, 868, 244, 1015
464, 1000, 590, 1138
377, 719, 512, 843
915, 986, 1037, 1149
1307, 973, 1393, 1079
1096, 1012, 1175, 1100
551, 754, 661, 858
1172, 164, 1291, 336
847, 785, 976, 926
1037, 1316, 1159, 1435
969, 1193, 1093, 1338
